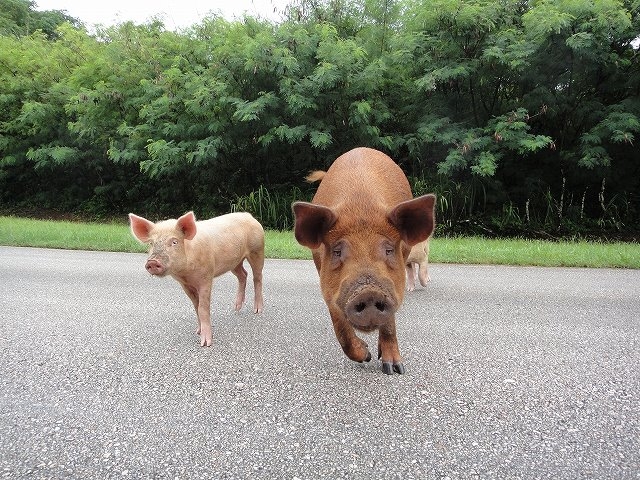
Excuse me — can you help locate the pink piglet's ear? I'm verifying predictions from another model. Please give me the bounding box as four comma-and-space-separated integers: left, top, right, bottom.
177, 211, 198, 240
129, 213, 155, 243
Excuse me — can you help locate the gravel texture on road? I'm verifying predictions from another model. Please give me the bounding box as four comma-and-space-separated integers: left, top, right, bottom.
1, 246, 638, 479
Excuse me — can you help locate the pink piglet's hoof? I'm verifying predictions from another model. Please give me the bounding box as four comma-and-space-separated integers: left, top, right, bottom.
199, 327, 213, 347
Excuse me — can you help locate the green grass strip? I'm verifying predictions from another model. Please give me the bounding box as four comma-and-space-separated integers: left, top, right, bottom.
1, 216, 638, 268
431, 236, 639, 268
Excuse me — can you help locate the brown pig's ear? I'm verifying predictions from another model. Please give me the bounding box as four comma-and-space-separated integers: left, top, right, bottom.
292, 202, 337, 249
129, 213, 154, 243
387, 194, 436, 246
177, 211, 198, 240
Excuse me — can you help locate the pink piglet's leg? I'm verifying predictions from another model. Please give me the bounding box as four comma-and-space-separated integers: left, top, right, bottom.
196, 282, 213, 346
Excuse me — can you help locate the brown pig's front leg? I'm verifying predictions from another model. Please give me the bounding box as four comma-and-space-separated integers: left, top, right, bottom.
328, 306, 372, 364
377, 320, 405, 374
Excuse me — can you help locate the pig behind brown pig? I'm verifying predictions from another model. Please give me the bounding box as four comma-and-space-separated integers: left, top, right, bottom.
128, 211, 264, 347
406, 239, 431, 291
293, 147, 436, 374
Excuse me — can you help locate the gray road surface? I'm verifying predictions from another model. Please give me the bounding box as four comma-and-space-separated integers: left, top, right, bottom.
1, 246, 639, 479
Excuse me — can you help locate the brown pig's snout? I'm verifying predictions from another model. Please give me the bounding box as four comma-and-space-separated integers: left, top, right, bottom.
344, 287, 397, 330
145, 258, 165, 276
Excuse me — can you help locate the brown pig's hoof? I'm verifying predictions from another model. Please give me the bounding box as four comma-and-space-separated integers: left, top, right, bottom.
382, 361, 405, 375
361, 351, 372, 363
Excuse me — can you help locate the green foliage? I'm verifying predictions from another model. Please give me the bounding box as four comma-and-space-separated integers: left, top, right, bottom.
231, 185, 307, 230
0, 0, 638, 237
580, 109, 640, 168
0, 0, 80, 38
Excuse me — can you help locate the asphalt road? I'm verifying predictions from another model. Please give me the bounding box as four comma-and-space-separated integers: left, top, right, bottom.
1, 246, 638, 479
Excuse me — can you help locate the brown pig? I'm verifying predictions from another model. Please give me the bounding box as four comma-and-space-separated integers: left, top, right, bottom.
406, 239, 431, 292
128, 211, 264, 347
292, 147, 435, 374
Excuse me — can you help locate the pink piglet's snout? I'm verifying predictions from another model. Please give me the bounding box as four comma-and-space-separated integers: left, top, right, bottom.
145, 258, 166, 276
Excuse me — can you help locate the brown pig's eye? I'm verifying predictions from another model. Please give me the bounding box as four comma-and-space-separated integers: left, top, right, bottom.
331, 241, 346, 263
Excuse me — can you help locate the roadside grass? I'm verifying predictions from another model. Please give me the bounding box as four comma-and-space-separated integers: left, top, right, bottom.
0, 216, 309, 258
432, 236, 639, 268
0, 216, 147, 253
1, 216, 638, 268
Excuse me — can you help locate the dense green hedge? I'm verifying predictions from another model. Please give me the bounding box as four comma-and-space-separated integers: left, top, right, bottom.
1, 0, 639, 238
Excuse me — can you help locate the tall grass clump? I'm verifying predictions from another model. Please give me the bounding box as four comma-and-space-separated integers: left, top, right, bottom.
410, 175, 492, 236
231, 185, 309, 231
410, 174, 638, 240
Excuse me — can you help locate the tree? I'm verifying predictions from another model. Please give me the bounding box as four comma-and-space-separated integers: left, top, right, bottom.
0, 25, 95, 210
397, 0, 552, 177
0, 0, 79, 38
517, 0, 640, 226
0, 0, 638, 234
